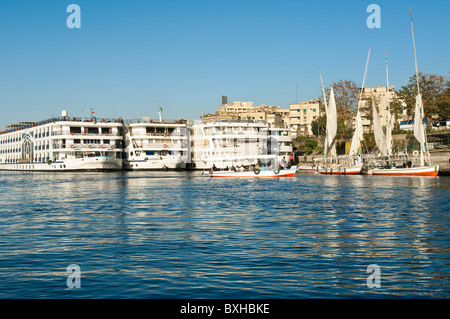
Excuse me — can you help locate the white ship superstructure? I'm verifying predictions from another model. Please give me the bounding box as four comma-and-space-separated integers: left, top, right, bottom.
0, 112, 124, 171
190, 121, 276, 169
123, 118, 190, 170
265, 127, 293, 162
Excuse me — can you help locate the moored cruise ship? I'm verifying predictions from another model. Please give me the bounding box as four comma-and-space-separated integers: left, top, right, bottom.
265, 127, 293, 163
190, 120, 279, 170
123, 118, 190, 170
0, 111, 124, 171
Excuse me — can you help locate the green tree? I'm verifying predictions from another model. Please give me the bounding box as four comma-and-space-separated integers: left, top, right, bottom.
310, 115, 327, 137
436, 83, 450, 120
389, 98, 404, 130
332, 79, 360, 126
398, 72, 449, 122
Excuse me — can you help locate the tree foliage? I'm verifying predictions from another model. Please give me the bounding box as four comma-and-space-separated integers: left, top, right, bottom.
397, 72, 449, 119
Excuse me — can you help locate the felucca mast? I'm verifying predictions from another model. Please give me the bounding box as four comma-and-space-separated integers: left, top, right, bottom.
385, 50, 393, 156
319, 68, 328, 157
410, 8, 431, 166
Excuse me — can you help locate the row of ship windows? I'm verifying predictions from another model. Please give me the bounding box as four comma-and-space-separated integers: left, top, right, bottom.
0, 132, 52, 143
3, 157, 51, 163
1, 145, 50, 153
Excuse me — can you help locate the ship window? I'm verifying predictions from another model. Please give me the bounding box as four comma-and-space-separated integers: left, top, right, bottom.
146, 151, 155, 156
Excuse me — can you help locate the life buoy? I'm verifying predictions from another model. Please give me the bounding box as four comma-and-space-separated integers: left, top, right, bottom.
209, 170, 213, 175
70, 144, 75, 149
273, 168, 280, 175
71, 132, 75, 136
111, 145, 115, 150
254, 168, 260, 175
163, 144, 168, 148
88, 145, 92, 149
164, 132, 168, 137
104, 132, 109, 136
413, 150, 419, 157
147, 132, 151, 136
99, 145, 104, 149
82, 132, 86, 136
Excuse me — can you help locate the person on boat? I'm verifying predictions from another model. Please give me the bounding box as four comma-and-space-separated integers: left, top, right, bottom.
281, 157, 287, 169
289, 154, 294, 166
212, 164, 218, 171
261, 164, 266, 170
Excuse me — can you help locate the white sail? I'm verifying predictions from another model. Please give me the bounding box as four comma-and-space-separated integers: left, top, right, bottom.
385, 110, 393, 156
372, 97, 387, 155
349, 47, 371, 156
326, 86, 337, 156
413, 93, 425, 166
349, 110, 363, 156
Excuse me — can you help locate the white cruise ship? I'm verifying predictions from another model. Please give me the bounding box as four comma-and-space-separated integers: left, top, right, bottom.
265, 127, 293, 162
190, 120, 279, 170
123, 118, 190, 170
0, 111, 124, 171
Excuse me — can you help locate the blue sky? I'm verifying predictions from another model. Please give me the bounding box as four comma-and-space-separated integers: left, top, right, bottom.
0, 0, 449, 129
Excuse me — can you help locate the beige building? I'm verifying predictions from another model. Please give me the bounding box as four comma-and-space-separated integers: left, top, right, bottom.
289, 99, 321, 137
357, 86, 408, 132
208, 100, 290, 129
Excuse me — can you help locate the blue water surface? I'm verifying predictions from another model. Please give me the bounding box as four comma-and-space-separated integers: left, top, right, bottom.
0, 171, 448, 298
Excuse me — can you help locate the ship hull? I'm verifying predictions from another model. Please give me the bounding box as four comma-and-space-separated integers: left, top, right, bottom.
318, 166, 362, 175
202, 168, 296, 178
0, 157, 123, 171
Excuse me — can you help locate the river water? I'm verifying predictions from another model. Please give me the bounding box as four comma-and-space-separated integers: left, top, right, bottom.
0, 171, 448, 298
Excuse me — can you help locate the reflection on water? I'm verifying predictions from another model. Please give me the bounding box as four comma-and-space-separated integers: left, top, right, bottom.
0, 171, 448, 298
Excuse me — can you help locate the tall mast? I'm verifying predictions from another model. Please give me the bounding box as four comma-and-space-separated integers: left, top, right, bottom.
358, 47, 371, 112
385, 50, 392, 155
349, 47, 371, 156
319, 68, 328, 157
410, 8, 430, 165
410, 8, 420, 95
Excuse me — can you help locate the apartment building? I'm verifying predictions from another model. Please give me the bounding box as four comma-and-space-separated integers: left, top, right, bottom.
357, 85, 408, 132
289, 99, 321, 138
